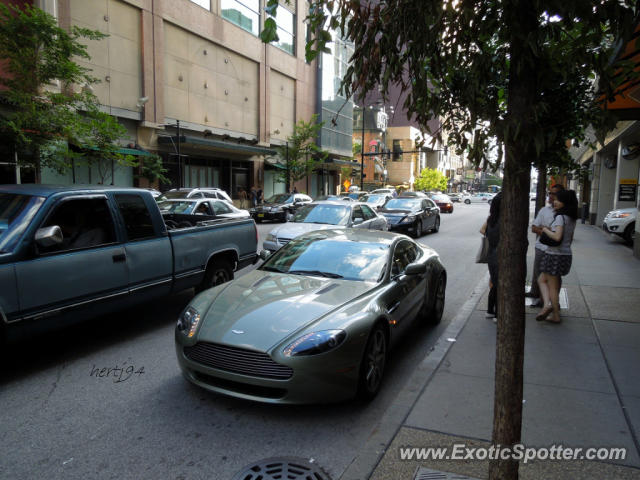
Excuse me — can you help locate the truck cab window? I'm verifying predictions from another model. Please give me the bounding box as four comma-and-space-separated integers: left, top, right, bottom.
42, 198, 116, 252
115, 194, 156, 241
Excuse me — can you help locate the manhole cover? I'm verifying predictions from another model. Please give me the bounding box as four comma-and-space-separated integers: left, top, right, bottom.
414, 467, 480, 480
233, 457, 331, 480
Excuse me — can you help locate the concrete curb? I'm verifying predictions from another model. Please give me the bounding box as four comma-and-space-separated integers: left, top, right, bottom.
340, 272, 490, 480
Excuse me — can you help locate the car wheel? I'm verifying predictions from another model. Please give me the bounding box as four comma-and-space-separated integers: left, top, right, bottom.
423, 273, 446, 324
414, 219, 424, 238
197, 259, 234, 292
464, 199, 471, 204
624, 222, 636, 245
431, 216, 440, 233
357, 323, 387, 401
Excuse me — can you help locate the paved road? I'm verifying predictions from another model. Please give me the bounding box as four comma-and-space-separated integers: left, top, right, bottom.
0, 202, 492, 480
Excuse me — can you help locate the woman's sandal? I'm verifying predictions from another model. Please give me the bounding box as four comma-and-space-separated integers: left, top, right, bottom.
536, 305, 553, 322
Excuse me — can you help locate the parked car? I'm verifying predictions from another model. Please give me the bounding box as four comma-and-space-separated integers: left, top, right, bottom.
340, 192, 368, 201
461, 192, 494, 204
314, 195, 353, 202
362, 193, 392, 210
399, 191, 427, 198
371, 188, 397, 197
158, 187, 233, 204
379, 197, 440, 237
263, 201, 388, 252
157, 198, 250, 219
175, 228, 447, 404
430, 193, 454, 213
250, 193, 313, 222
603, 207, 637, 245
448, 193, 461, 203
0, 185, 258, 342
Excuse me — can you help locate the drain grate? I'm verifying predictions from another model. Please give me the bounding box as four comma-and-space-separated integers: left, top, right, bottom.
414, 467, 480, 480
232, 457, 331, 480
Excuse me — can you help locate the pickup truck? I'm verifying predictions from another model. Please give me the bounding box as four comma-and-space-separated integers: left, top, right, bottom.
0, 185, 258, 341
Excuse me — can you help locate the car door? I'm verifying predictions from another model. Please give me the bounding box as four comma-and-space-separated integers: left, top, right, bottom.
382, 240, 424, 331
113, 193, 173, 304
350, 205, 368, 228
361, 204, 383, 230
15, 195, 129, 322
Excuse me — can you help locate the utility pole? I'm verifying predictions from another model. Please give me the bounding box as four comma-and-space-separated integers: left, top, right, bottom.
177, 119, 182, 188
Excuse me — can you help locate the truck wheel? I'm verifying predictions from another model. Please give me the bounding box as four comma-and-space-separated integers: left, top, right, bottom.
624, 222, 636, 245
197, 260, 234, 292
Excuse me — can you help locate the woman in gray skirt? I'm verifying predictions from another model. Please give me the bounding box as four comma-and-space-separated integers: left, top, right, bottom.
536, 189, 578, 323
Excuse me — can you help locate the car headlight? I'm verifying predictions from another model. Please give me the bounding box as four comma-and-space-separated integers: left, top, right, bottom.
177, 307, 201, 338
283, 330, 346, 357
265, 233, 276, 242
401, 215, 416, 224
611, 212, 630, 218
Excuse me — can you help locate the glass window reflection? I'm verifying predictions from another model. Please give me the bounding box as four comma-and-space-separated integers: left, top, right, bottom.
221, 0, 260, 36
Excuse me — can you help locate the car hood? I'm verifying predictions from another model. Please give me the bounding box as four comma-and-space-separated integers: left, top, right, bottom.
608, 208, 637, 216
195, 270, 373, 351
269, 222, 344, 239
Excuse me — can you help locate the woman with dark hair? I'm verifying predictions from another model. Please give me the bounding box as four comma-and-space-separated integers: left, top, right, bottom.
480, 192, 502, 321
536, 189, 578, 323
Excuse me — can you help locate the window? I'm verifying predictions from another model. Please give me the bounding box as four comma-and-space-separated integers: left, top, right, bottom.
115, 194, 156, 241
189, 0, 211, 9
268, 4, 295, 55
211, 200, 232, 215
41, 198, 116, 252
391, 240, 418, 276
221, 0, 259, 36
360, 204, 376, 220
393, 139, 402, 161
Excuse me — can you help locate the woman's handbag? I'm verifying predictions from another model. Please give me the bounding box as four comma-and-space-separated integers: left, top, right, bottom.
540, 231, 561, 247
475, 235, 489, 263
540, 215, 564, 247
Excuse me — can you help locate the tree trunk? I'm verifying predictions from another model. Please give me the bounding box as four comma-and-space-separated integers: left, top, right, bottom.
489, 2, 537, 479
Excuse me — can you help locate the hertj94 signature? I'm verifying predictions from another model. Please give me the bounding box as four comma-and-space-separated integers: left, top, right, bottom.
90, 362, 145, 383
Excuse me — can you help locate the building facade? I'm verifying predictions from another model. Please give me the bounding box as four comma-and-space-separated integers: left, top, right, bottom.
1, 0, 352, 201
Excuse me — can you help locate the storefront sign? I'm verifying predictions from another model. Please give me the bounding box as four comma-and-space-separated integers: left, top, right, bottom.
618, 180, 637, 202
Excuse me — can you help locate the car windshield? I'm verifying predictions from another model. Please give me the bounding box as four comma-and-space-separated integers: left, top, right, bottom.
157, 200, 196, 214
265, 194, 292, 204
0, 193, 46, 253
291, 203, 350, 225
364, 194, 385, 203
261, 236, 389, 282
384, 198, 421, 211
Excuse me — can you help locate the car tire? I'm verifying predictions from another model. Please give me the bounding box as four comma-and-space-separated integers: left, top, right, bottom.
197, 259, 234, 293
414, 219, 424, 238
357, 323, 388, 401
431, 216, 440, 233
423, 273, 446, 324
624, 222, 636, 245
464, 199, 471, 204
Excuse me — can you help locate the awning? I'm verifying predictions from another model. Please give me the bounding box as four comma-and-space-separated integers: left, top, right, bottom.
264, 158, 287, 170
73, 144, 153, 156
158, 135, 277, 156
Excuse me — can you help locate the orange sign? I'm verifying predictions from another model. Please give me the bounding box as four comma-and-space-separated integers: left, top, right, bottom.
343, 179, 351, 190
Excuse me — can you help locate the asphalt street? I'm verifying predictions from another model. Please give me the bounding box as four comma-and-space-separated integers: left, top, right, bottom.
0, 201, 493, 480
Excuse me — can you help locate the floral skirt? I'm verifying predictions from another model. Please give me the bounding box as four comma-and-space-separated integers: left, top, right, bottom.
540, 253, 572, 277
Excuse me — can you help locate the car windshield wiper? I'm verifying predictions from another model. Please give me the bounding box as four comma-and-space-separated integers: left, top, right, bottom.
288, 270, 344, 278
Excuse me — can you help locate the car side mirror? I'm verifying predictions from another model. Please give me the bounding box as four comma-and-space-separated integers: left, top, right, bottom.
35, 225, 63, 248
259, 249, 272, 261
405, 262, 426, 275
352, 217, 364, 225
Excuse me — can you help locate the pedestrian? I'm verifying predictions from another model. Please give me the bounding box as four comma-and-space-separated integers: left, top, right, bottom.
250, 186, 257, 208
257, 186, 263, 205
238, 187, 248, 209
536, 189, 578, 323
479, 191, 502, 322
293, 186, 298, 194
527, 184, 565, 306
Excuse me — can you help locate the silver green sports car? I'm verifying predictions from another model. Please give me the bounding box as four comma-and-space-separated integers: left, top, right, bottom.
175, 229, 446, 404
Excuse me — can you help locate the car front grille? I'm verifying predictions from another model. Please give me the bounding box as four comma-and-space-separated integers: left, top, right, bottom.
184, 342, 293, 380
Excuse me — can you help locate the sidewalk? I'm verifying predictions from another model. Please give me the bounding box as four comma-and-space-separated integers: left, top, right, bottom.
356, 223, 640, 480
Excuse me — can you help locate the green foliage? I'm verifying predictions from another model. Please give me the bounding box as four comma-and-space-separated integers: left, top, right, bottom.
0, 4, 135, 176
139, 154, 170, 185
276, 114, 328, 189
414, 168, 447, 192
